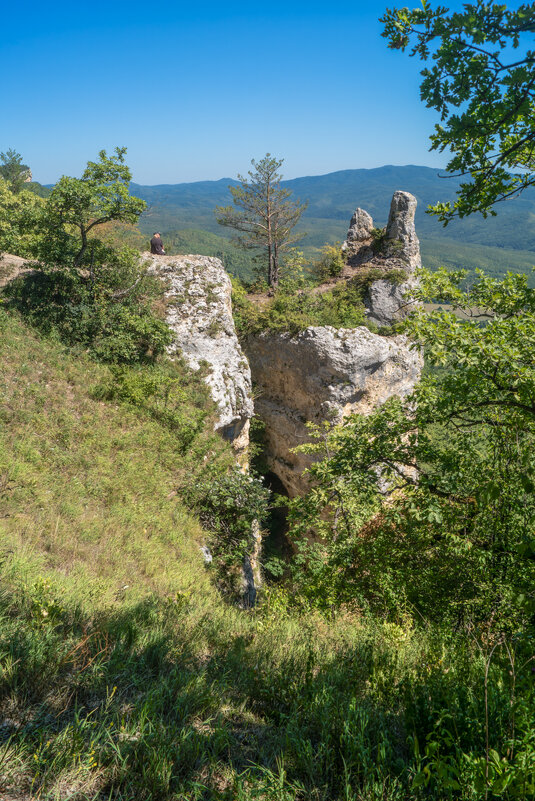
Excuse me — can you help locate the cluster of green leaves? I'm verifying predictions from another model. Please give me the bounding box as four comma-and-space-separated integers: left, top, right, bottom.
0, 178, 44, 257
36, 146, 146, 269
313, 242, 345, 280
0, 148, 31, 193
192, 468, 270, 598
287, 268, 535, 631
381, 1, 535, 221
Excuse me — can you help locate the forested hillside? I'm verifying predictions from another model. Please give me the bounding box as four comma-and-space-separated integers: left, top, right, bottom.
130, 165, 535, 280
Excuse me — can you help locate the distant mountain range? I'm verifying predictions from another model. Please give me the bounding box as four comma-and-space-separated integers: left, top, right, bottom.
130, 165, 535, 281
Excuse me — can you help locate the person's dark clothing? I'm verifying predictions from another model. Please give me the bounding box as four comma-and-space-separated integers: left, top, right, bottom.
150, 236, 165, 255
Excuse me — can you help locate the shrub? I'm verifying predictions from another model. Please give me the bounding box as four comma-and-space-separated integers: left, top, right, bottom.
3, 254, 172, 364
313, 242, 345, 280
93, 361, 212, 450
232, 276, 372, 338
193, 468, 271, 596
0, 178, 44, 257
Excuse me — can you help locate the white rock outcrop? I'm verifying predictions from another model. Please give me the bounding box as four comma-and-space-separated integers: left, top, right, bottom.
344, 190, 421, 327
245, 326, 423, 497
144, 253, 254, 460
384, 190, 420, 269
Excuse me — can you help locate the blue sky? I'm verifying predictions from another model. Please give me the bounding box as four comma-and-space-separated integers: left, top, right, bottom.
2, 0, 468, 184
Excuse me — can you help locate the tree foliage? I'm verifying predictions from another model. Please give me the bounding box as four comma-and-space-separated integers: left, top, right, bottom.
288, 269, 535, 626
0, 178, 44, 257
381, 1, 535, 222
1, 147, 170, 364
0, 148, 31, 193
215, 154, 306, 288
39, 146, 146, 269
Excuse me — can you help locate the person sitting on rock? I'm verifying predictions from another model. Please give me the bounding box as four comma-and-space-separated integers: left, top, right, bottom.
150, 232, 165, 255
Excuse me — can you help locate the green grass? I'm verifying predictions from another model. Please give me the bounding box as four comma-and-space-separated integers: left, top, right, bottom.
0, 308, 233, 606
0, 310, 533, 800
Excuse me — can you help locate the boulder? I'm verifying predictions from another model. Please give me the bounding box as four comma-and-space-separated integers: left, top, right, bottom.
384, 190, 420, 269
345, 207, 374, 245
343, 190, 421, 326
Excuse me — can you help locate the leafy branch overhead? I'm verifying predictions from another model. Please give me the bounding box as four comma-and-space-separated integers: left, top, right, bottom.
381, 1, 535, 222
215, 154, 307, 289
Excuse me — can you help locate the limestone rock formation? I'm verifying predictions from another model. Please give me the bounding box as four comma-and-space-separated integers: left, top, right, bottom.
343, 190, 421, 326
144, 253, 254, 460
345, 207, 374, 246
384, 190, 420, 269
0, 253, 33, 288
245, 326, 423, 497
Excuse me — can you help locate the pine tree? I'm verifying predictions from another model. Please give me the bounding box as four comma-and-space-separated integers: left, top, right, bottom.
216, 154, 306, 289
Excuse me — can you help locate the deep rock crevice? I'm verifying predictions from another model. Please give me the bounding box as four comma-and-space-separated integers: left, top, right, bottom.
146, 191, 424, 583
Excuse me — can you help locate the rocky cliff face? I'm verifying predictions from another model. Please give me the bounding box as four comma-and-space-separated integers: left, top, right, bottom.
144, 254, 254, 461
144, 191, 422, 507
245, 190, 423, 496
245, 326, 422, 497
343, 190, 421, 327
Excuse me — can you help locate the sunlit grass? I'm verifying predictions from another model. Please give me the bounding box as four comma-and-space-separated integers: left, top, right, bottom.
0, 309, 232, 608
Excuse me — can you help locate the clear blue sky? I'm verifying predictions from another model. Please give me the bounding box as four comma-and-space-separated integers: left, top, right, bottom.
2, 0, 468, 184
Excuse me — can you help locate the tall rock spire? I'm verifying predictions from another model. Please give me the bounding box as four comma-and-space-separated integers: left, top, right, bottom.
384, 190, 420, 270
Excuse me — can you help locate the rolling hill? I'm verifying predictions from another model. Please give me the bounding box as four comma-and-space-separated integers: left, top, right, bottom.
130, 165, 535, 280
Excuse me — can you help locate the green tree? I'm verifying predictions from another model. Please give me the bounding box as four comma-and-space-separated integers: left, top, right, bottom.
3, 148, 171, 364
0, 148, 31, 194
0, 178, 44, 257
288, 268, 535, 625
215, 154, 306, 289
381, 1, 535, 222
39, 146, 146, 269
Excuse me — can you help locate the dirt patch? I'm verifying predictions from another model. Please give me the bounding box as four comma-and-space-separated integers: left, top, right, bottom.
0, 253, 34, 288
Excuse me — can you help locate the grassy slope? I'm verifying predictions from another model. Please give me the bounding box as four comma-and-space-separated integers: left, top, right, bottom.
0, 310, 231, 607
0, 311, 522, 801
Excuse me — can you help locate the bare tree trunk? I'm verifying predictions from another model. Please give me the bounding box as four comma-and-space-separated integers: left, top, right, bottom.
272, 241, 279, 289
241, 519, 262, 608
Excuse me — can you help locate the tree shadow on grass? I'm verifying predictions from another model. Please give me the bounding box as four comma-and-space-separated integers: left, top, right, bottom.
1, 591, 486, 801
1, 597, 289, 799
